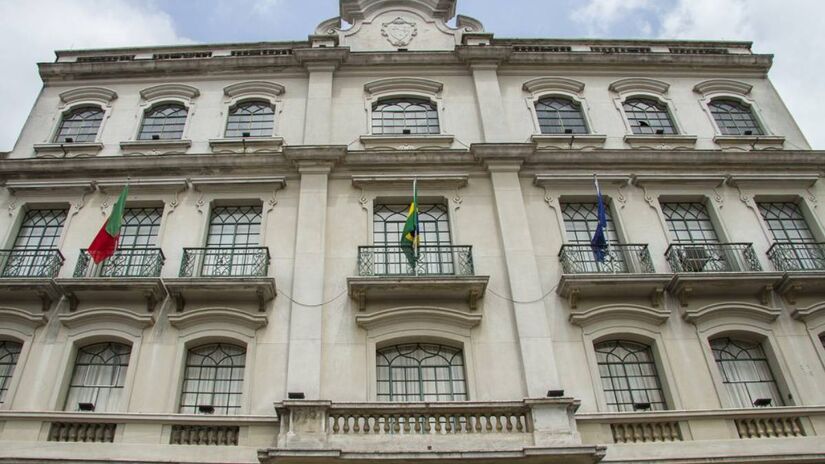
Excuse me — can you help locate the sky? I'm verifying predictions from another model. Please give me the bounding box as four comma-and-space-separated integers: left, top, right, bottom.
0, 0, 822, 150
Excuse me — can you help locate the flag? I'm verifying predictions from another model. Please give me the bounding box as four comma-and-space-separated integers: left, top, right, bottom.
88, 186, 128, 264
400, 180, 419, 268
590, 176, 608, 263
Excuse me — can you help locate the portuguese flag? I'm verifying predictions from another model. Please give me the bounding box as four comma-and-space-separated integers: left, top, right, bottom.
88, 186, 128, 264
400, 180, 419, 268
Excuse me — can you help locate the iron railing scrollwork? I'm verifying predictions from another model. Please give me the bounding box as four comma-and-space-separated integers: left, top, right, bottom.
558, 244, 655, 274
0, 248, 64, 278
665, 243, 761, 273
179, 247, 270, 277
74, 248, 165, 278
358, 245, 474, 276
767, 242, 825, 271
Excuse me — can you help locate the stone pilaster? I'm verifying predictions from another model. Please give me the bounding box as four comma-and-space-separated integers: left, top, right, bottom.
294, 48, 350, 145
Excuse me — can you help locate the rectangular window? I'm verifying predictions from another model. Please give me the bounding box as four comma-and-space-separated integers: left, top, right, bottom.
561, 202, 619, 244
2, 209, 67, 278
194, 205, 264, 277
65, 342, 131, 413
711, 338, 783, 408
661, 202, 719, 243
372, 203, 453, 275
758, 202, 815, 243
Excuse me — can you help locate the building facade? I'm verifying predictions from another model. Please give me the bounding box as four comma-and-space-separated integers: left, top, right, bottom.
1, 0, 824, 462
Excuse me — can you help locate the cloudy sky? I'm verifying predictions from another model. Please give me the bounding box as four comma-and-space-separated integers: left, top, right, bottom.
0, 0, 821, 150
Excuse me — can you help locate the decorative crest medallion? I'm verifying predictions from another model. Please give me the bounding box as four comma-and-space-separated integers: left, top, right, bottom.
381, 17, 417, 47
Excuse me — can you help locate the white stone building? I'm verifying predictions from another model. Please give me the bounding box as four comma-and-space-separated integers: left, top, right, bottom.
0, 0, 824, 462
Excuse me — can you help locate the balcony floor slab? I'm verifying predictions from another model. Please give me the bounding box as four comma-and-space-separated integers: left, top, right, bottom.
557, 273, 674, 309
0, 279, 62, 312
163, 277, 276, 312
668, 272, 785, 306
258, 446, 606, 464
347, 275, 489, 311
777, 271, 825, 305
54, 277, 167, 313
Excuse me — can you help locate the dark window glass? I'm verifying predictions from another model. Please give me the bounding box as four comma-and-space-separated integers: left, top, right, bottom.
710, 337, 783, 408
138, 104, 188, 140
225, 100, 275, 138
372, 98, 439, 135
180, 343, 246, 415
623, 98, 676, 135
206, 206, 262, 247
13, 209, 67, 249
535, 97, 588, 134
54, 106, 104, 143
372, 203, 451, 275
758, 202, 814, 243
118, 208, 163, 248
661, 202, 719, 243
595, 340, 667, 412
561, 202, 618, 244
65, 342, 131, 412
0, 341, 22, 405
377, 343, 467, 402
709, 99, 763, 136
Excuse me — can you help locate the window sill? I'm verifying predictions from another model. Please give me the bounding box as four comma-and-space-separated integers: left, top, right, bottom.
33, 142, 103, 158
531, 134, 606, 150
624, 134, 697, 150
120, 139, 192, 155
209, 137, 284, 154
713, 135, 785, 151
359, 134, 455, 150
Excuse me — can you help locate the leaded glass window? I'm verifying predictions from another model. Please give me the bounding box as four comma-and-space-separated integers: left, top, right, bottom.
180, 344, 246, 415
623, 98, 677, 135
54, 106, 104, 143
225, 100, 275, 138
0, 341, 22, 405
2, 209, 67, 278
595, 340, 666, 412
119, 208, 163, 248
372, 98, 440, 135
661, 203, 719, 243
65, 342, 131, 412
535, 97, 588, 134
710, 337, 783, 408
138, 103, 187, 140
758, 202, 815, 243
709, 99, 763, 136
562, 203, 618, 244
372, 203, 452, 275
377, 343, 467, 402
207, 206, 262, 247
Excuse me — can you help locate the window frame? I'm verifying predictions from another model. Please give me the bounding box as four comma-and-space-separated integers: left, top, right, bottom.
63, 341, 133, 413
363, 79, 447, 137
527, 92, 594, 136
179, 342, 247, 415
694, 82, 774, 138
593, 339, 669, 412
135, 102, 190, 142
48, 87, 117, 145
222, 99, 277, 139
705, 98, 764, 137
51, 105, 107, 144
0, 337, 25, 410
612, 91, 687, 137
376, 342, 468, 402
369, 96, 442, 136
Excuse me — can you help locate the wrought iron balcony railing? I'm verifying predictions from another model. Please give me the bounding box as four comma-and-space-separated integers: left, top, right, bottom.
559, 243, 655, 274
73, 248, 165, 278
767, 242, 825, 271
179, 247, 270, 278
358, 245, 474, 277
665, 242, 762, 273
0, 248, 64, 278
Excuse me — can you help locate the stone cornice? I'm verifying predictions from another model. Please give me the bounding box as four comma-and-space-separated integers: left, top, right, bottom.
292, 47, 350, 68
472, 143, 537, 170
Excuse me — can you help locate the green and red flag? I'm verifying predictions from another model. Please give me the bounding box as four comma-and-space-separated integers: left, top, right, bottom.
400, 179, 419, 268
88, 186, 128, 264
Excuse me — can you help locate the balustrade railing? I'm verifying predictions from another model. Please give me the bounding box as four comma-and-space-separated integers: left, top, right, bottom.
358, 245, 474, 277
665, 243, 761, 273
559, 243, 655, 274
47, 422, 116, 443
735, 416, 806, 438
179, 247, 270, 278
74, 248, 164, 278
0, 248, 64, 278
611, 421, 683, 443
767, 242, 825, 271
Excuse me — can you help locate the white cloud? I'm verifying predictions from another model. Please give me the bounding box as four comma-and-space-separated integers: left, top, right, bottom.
252, 0, 282, 15
0, 0, 191, 151
571, 0, 655, 34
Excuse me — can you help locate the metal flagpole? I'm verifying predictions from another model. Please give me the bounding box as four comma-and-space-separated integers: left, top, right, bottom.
594, 174, 615, 274
413, 178, 418, 277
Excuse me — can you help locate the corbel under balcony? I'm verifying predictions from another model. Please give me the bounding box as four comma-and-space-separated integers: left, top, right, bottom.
119, 139, 192, 155
163, 277, 276, 312
0, 279, 62, 313
54, 278, 167, 313
209, 136, 285, 154
713, 135, 786, 151
531, 134, 607, 151
623, 134, 697, 150
668, 272, 784, 307
558, 274, 674, 309
33, 142, 104, 158
359, 134, 455, 151
347, 275, 488, 311
776, 271, 825, 305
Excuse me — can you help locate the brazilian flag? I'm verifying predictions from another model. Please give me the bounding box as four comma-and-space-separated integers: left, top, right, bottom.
400, 180, 419, 269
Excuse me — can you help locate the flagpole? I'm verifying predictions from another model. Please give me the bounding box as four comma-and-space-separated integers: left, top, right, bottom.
594, 174, 616, 274
412, 178, 418, 277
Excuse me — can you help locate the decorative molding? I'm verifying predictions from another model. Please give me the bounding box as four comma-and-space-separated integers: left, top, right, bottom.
188, 175, 286, 191
0, 307, 48, 336
95, 177, 189, 193
223, 81, 285, 100
713, 135, 785, 151
139, 83, 200, 102
314, 16, 342, 35
351, 174, 468, 190
456, 14, 485, 32
355, 306, 482, 331
693, 79, 753, 96
683, 301, 781, 326
725, 174, 819, 189
623, 134, 697, 150
364, 77, 443, 96
522, 77, 586, 96
531, 134, 606, 151
168, 307, 268, 332
58, 307, 155, 332
792, 301, 825, 322
120, 139, 192, 156
609, 77, 670, 95
59, 87, 118, 106
4, 179, 96, 195
632, 174, 726, 189
209, 137, 284, 154
381, 17, 418, 47
359, 134, 454, 151
570, 304, 670, 327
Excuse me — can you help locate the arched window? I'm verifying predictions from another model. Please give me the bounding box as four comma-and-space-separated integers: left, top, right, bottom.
376, 343, 467, 402
535, 97, 588, 135
65, 342, 131, 412
710, 337, 783, 408
623, 97, 676, 135
708, 99, 763, 136
225, 100, 275, 138
0, 341, 22, 405
180, 343, 246, 415
372, 98, 439, 135
54, 106, 104, 143
138, 103, 188, 140
594, 340, 666, 411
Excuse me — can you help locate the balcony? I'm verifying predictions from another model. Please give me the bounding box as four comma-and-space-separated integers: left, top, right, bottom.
768, 242, 825, 305
556, 244, 672, 310
165, 247, 276, 312
54, 248, 167, 313
0, 248, 63, 311
348, 245, 488, 311
666, 243, 782, 306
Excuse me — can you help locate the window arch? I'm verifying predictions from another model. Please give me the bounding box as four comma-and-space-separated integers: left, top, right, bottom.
180, 343, 246, 415
54, 106, 104, 143
535, 97, 588, 135
65, 342, 131, 412
623, 97, 677, 135
708, 99, 763, 136
0, 340, 22, 405
710, 337, 783, 408
138, 103, 188, 140
376, 343, 467, 401
225, 100, 275, 138
372, 98, 439, 135
594, 340, 666, 411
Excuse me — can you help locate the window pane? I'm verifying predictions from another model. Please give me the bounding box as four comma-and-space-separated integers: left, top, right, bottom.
0, 341, 22, 405
623, 98, 676, 135
710, 337, 783, 408
376, 343, 466, 402
179, 343, 246, 415
594, 340, 667, 412
65, 342, 131, 412
138, 104, 188, 140
54, 107, 104, 143
536, 97, 588, 134
225, 100, 275, 138
709, 99, 763, 136
372, 98, 440, 135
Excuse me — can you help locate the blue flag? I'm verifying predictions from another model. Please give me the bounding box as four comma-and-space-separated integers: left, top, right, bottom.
591, 176, 608, 263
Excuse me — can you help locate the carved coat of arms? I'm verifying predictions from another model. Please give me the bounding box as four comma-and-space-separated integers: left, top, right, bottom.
381, 17, 418, 47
